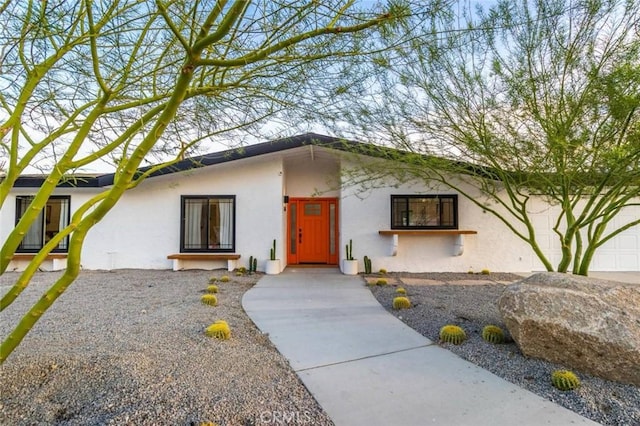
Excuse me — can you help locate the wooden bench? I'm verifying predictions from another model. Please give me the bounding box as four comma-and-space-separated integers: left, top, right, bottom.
10, 253, 68, 271
167, 253, 241, 271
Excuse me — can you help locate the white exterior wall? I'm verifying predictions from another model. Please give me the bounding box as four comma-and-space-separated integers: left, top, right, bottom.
284, 154, 340, 198
84, 156, 286, 271
2, 155, 286, 272
339, 173, 534, 273
338, 156, 640, 273
3, 147, 638, 273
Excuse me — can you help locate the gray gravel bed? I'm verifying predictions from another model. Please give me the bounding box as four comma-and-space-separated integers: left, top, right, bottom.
1, 270, 333, 426
369, 274, 640, 426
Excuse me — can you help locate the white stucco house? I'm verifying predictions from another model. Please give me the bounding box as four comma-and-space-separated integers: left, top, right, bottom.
2, 133, 639, 273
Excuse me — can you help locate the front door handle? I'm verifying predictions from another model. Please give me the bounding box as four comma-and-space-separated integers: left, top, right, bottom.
299, 228, 302, 244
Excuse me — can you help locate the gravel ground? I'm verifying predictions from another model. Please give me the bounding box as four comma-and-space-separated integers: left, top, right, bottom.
3, 269, 639, 426
368, 272, 640, 426
0, 270, 333, 426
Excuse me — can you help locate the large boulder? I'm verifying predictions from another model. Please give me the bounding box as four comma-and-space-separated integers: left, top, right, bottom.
498, 272, 640, 386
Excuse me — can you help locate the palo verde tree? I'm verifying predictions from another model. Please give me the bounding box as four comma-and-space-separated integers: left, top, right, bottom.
336, 0, 640, 275
0, 0, 403, 362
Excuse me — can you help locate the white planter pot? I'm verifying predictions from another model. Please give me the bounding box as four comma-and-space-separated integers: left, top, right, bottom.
265, 259, 281, 275
342, 259, 358, 275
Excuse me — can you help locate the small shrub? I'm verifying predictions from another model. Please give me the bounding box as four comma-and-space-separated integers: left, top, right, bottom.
481, 269, 490, 275
205, 320, 231, 340
219, 275, 230, 283
379, 268, 387, 274
396, 287, 407, 295
393, 296, 411, 309
467, 270, 474, 274
201, 294, 218, 306
482, 325, 505, 344
209, 277, 218, 283
439, 325, 467, 345
237, 266, 247, 274
376, 278, 388, 286
206, 285, 219, 294
235, 271, 243, 276
551, 370, 581, 391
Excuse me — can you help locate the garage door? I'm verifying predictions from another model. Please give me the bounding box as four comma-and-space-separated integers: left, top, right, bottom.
530, 203, 639, 272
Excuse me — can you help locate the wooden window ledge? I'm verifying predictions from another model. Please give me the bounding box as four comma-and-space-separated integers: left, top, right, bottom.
167, 253, 241, 271
378, 230, 477, 236
378, 230, 478, 256
12, 253, 68, 260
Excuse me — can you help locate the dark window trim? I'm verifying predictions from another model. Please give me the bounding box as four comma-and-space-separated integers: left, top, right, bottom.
15, 195, 71, 253
180, 195, 236, 253
390, 194, 458, 230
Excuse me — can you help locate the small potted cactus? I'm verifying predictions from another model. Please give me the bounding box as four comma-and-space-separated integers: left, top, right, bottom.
342, 239, 358, 275
265, 239, 281, 275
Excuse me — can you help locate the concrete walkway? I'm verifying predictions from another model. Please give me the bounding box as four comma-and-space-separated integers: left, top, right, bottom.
242, 268, 598, 426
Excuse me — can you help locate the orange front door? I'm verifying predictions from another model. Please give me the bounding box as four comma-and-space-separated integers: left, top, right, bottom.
287, 198, 338, 265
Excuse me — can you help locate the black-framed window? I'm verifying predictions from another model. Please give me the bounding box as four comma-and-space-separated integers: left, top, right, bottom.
15, 196, 70, 252
391, 195, 458, 229
181, 195, 236, 252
